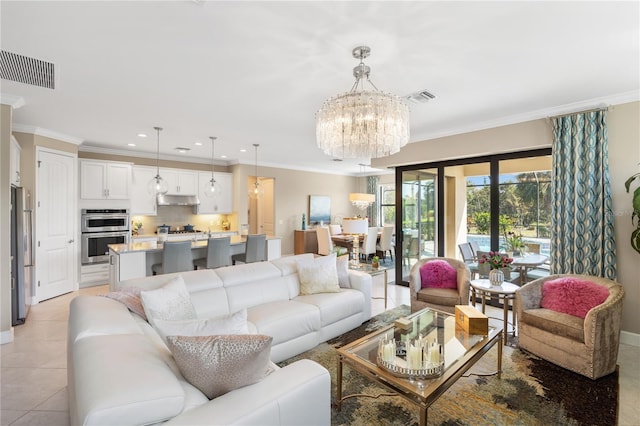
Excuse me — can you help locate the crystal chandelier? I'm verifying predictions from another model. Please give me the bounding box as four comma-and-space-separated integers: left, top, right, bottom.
147, 126, 169, 195
249, 143, 263, 199
203, 136, 220, 198
316, 45, 410, 159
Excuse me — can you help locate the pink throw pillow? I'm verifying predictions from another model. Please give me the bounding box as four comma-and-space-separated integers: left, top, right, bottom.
541, 277, 610, 319
100, 287, 147, 320
420, 260, 458, 289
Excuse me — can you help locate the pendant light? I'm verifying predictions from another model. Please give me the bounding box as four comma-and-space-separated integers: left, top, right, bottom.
249, 143, 264, 199
203, 136, 220, 198
147, 126, 169, 195
350, 164, 375, 210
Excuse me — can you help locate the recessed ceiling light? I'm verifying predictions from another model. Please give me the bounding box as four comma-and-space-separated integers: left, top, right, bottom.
240, 149, 247, 153
221, 155, 227, 159
194, 142, 202, 146
127, 143, 136, 147
137, 133, 147, 138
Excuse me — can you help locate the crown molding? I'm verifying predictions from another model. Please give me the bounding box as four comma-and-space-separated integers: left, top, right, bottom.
78, 143, 227, 166
0, 94, 25, 109
412, 90, 640, 143
12, 123, 84, 145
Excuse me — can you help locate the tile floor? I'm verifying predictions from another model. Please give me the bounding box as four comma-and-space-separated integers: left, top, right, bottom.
1, 276, 638, 425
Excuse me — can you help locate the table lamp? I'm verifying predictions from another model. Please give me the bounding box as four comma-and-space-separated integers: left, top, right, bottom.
342, 218, 368, 267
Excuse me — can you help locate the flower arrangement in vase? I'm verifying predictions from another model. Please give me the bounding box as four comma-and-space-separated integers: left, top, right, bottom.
371, 255, 380, 268
479, 251, 513, 285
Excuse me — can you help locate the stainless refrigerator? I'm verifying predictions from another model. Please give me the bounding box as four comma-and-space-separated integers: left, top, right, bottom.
10, 186, 33, 326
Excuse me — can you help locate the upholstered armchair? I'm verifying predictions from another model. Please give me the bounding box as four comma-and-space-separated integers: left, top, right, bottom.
515, 274, 625, 379
409, 257, 471, 314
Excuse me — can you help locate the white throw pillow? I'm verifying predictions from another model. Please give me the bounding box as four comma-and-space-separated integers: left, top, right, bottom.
140, 275, 197, 327
153, 309, 249, 344
336, 255, 351, 288
296, 253, 340, 295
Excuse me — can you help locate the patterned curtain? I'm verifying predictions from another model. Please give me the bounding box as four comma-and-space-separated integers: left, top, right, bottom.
550, 110, 617, 279
366, 175, 379, 226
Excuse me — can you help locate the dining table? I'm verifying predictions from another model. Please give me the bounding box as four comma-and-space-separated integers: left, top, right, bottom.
331, 232, 381, 252
511, 253, 549, 284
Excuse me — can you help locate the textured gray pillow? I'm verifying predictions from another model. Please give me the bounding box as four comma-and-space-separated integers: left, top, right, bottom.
167, 334, 273, 399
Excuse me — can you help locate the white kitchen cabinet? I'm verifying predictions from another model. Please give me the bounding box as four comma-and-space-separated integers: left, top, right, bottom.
10, 136, 21, 186
161, 168, 198, 195
80, 160, 131, 200
130, 166, 157, 215
197, 171, 233, 214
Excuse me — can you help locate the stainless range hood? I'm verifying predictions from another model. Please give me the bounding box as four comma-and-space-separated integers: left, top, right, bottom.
156, 194, 200, 206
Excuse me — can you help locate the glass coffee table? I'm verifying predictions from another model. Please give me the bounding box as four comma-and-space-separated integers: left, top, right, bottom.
336, 307, 502, 426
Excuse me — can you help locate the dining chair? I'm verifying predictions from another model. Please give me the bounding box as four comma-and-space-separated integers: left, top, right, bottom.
316, 226, 347, 256
376, 225, 394, 261
403, 235, 420, 266
151, 240, 193, 275
193, 236, 231, 269
329, 224, 342, 236
232, 234, 266, 265
458, 243, 479, 277
359, 227, 378, 262
469, 241, 481, 260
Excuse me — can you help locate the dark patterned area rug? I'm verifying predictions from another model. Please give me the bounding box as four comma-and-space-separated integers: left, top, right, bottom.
278, 305, 618, 426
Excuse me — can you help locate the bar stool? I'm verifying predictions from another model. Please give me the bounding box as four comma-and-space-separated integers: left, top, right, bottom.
193, 237, 231, 269
151, 240, 193, 275
231, 234, 266, 265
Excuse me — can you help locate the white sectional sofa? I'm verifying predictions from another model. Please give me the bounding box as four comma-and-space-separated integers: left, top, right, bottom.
68, 254, 373, 426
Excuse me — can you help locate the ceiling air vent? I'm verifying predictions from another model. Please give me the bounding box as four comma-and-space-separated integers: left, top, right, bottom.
405, 90, 436, 105
0, 50, 55, 89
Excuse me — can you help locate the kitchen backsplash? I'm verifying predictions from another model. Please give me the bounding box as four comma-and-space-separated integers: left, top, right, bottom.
131, 206, 237, 235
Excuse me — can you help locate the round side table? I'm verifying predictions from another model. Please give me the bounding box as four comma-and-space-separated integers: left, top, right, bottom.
470, 279, 519, 345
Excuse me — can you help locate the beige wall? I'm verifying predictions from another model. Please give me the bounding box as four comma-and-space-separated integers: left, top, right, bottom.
608, 102, 640, 337
374, 101, 640, 337
1, 105, 13, 342
231, 163, 361, 255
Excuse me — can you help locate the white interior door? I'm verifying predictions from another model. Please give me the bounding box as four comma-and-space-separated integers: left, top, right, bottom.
36, 149, 76, 301
257, 178, 275, 236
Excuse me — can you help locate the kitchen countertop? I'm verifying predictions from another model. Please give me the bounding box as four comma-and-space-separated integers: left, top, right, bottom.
109, 235, 281, 254
132, 231, 236, 240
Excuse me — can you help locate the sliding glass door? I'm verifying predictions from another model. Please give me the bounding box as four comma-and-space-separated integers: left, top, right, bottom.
399, 169, 436, 284
394, 149, 552, 287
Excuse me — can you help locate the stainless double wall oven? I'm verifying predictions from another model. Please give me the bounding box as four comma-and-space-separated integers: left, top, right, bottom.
81, 209, 130, 264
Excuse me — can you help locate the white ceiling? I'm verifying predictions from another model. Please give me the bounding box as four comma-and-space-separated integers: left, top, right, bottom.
1, 1, 638, 176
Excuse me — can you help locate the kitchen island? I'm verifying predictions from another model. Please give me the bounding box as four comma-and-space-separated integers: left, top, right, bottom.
108, 235, 282, 290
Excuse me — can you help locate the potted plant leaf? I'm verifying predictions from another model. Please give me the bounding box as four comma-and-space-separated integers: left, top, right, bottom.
625, 169, 640, 254
503, 231, 525, 255
371, 255, 380, 268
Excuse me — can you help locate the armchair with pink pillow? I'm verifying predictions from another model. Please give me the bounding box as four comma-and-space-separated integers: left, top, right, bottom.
409, 257, 471, 314
515, 274, 624, 379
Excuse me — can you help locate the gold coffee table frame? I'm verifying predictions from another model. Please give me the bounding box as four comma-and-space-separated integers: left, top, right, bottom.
336, 308, 502, 426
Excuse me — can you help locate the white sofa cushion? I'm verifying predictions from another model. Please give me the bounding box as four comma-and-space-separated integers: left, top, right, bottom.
247, 301, 320, 345
73, 334, 185, 425
69, 296, 143, 343
295, 289, 365, 327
